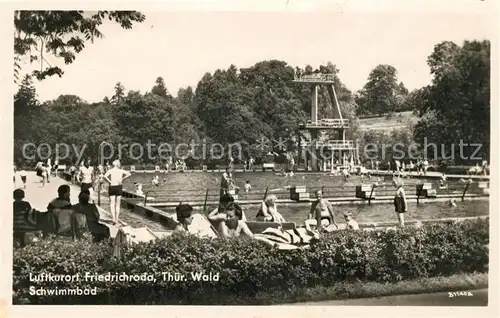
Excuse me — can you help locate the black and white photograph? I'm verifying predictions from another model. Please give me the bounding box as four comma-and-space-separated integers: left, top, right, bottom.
6, 0, 498, 312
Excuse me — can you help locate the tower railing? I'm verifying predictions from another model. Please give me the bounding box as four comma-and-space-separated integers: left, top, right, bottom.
304, 118, 350, 128
300, 139, 355, 149
293, 73, 336, 82
318, 140, 355, 149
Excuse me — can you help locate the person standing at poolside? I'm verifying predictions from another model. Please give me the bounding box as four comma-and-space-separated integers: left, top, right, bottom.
53, 158, 59, 176
248, 157, 255, 171
104, 160, 131, 225
78, 159, 94, 193
393, 178, 408, 227
19, 169, 27, 189
220, 167, 233, 196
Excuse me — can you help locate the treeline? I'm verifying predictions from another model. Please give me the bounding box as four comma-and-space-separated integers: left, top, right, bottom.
14, 40, 490, 166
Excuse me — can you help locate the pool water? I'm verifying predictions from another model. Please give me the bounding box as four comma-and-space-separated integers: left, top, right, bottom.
123, 171, 474, 203
275, 200, 489, 224
125, 171, 438, 192
122, 172, 489, 225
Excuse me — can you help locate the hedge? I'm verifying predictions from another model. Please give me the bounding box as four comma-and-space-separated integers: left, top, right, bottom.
13, 218, 489, 305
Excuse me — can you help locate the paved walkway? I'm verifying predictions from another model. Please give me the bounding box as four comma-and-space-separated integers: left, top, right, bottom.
14, 171, 122, 236
289, 289, 488, 306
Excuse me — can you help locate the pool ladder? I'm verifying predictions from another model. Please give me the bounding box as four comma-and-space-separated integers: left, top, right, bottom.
144, 190, 158, 206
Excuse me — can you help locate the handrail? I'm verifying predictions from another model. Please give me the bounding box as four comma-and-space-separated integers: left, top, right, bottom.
367, 184, 375, 206
263, 186, 269, 200
462, 182, 471, 202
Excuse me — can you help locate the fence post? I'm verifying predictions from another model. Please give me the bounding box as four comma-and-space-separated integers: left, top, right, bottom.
462, 182, 470, 202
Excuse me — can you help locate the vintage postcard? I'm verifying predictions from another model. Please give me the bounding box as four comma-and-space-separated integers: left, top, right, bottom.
2, 0, 499, 317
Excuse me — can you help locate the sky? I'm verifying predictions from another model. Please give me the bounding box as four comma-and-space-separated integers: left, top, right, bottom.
17, 4, 493, 103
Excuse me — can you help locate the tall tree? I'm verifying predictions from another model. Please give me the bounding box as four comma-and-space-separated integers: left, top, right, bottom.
14, 75, 39, 164
151, 76, 171, 99
414, 40, 490, 163
356, 64, 400, 116
111, 82, 126, 105
14, 10, 145, 83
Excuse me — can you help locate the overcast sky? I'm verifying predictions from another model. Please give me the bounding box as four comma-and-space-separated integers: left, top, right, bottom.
17, 1, 493, 103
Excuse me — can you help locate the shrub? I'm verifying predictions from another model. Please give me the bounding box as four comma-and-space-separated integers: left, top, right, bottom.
12, 218, 489, 304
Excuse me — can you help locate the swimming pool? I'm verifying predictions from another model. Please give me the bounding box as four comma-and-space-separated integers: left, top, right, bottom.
121, 171, 489, 225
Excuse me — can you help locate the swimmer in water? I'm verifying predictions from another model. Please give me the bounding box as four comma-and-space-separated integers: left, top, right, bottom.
449, 198, 457, 207
134, 182, 144, 196
104, 160, 131, 225
342, 169, 350, 181
152, 175, 159, 187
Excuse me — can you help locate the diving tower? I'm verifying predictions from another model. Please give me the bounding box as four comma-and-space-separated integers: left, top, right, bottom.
293, 73, 357, 172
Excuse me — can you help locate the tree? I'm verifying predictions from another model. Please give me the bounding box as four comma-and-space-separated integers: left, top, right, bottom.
111, 82, 126, 105
151, 76, 171, 99
356, 64, 401, 116
14, 11, 145, 83
414, 40, 490, 163
14, 75, 40, 164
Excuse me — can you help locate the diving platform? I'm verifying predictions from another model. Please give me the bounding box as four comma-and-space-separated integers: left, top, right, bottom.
293, 71, 358, 171
299, 118, 350, 130
292, 73, 336, 84
300, 139, 355, 150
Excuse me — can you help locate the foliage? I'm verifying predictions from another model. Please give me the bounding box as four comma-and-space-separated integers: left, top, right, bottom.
14, 11, 145, 82
14, 60, 359, 166
356, 122, 416, 163
13, 218, 489, 305
356, 65, 408, 116
13, 40, 490, 167
413, 40, 490, 163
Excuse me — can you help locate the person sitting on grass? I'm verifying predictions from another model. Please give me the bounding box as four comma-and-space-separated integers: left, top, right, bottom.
218, 203, 253, 238
73, 190, 110, 242
255, 194, 285, 222
208, 193, 247, 222
174, 203, 194, 233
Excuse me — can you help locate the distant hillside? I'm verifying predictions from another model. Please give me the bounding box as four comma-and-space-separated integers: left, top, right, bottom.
358, 111, 419, 132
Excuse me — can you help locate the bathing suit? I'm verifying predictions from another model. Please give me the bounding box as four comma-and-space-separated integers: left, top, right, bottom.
394, 189, 406, 213
320, 216, 332, 224
109, 185, 123, 196
81, 182, 93, 192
